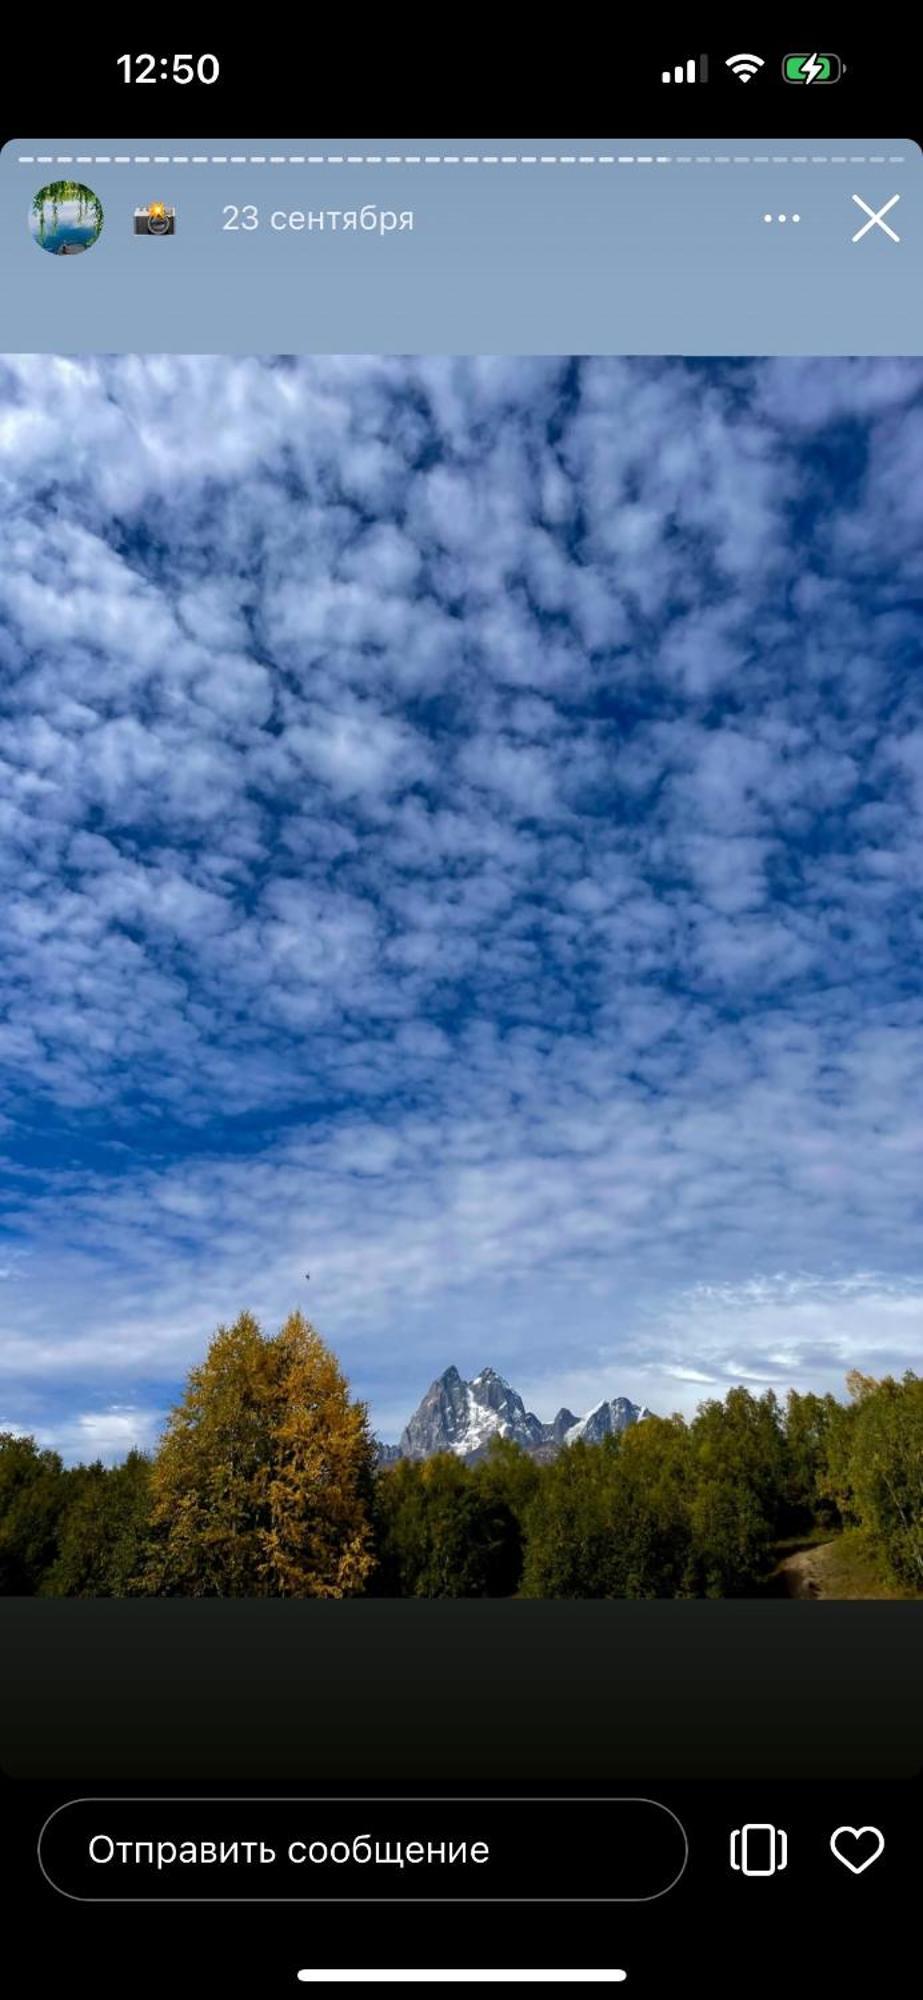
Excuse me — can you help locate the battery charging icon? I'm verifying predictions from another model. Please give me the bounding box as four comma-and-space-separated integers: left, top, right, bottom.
783, 52, 844, 83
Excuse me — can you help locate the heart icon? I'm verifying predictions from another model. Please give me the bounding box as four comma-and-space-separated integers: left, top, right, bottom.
830, 1826, 885, 1874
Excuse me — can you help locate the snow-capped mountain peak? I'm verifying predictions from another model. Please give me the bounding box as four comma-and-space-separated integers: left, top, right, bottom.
563, 1395, 644, 1446
394, 1368, 647, 1463
398, 1364, 546, 1460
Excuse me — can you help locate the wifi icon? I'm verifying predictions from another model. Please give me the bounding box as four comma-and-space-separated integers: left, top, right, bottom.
726, 52, 765, 82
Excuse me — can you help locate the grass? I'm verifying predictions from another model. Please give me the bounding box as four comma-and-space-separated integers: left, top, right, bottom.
765, 1527, 923, 1600
811, 1530, 923, 1601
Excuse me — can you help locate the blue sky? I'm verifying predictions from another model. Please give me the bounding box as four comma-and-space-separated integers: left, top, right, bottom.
0, 354, 922, 1461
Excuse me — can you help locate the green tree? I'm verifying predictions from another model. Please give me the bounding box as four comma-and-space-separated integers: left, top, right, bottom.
609, 1416, 696, 1596
144, 1310, 377, 1597
0, 1433, 67, 1594
688, 1389, 787, 1595
473, 1436, 542, 1594
782, 1389, 842, 1529
521, 1419, 695, 1599
520, 1438, 624, 1598
842, 1371, 923, 1587
373, 1452, 520, 1596
42, 1452, 152, 1597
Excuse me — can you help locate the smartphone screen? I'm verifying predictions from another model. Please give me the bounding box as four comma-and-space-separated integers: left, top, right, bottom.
0, 35, 920, 1998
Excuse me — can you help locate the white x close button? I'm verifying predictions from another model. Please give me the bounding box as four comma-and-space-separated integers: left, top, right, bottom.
851, 193, 901, 243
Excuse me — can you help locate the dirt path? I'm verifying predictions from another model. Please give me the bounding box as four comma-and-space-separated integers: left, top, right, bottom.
773, 1544, 836, 1598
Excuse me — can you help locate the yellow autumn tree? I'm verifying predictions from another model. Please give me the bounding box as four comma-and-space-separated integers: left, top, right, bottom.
144, 1309, 376, 1597
261, 1311, 377, 1597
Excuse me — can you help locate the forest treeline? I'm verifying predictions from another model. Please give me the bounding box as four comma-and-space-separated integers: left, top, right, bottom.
2, 1311, 922, 1598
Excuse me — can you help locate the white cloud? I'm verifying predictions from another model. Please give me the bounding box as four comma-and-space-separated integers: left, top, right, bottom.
0, 356, 921, 1450
40, 1406, 164, 1465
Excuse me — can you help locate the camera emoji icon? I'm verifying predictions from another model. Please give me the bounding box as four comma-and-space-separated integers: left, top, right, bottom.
134, 203, 176, 235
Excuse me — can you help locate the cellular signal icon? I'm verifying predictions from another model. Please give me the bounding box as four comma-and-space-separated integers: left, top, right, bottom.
726, 52, 765, 82
661, 55, 708, 84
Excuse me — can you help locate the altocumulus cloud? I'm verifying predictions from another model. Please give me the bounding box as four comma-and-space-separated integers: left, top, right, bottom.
0, 355, 922, 1458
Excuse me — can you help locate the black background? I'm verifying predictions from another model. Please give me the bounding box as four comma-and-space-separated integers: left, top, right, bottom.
1, 20, 921, 1994
1, 1603, 920, 1991
0, 25, 918, 147
2, 1601, 922, 1782
1, 1772, 914, 1995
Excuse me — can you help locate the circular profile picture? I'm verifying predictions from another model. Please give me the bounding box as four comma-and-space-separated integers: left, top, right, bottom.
30, 180, 104, 256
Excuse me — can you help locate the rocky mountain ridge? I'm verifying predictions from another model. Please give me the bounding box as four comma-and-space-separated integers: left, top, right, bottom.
379, 1364, 650, 1465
